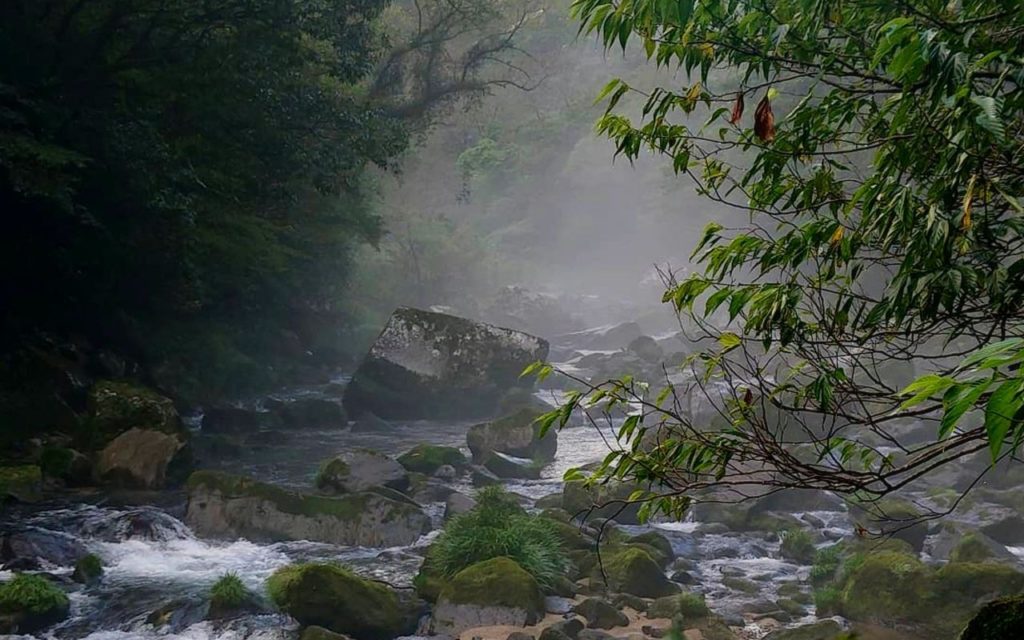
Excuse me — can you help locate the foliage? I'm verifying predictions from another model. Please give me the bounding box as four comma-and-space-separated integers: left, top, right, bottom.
0, 574, 69, 615
532, 0, 1024, 523
73, 554, 104, 583
431, 486, 568, 589
809, 544, 844, 586
210, 573, 248, 609
813, 586, 841, 616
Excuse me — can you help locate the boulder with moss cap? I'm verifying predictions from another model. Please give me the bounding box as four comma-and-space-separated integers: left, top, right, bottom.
467, 408, 557, 463
398, 444, 468, 475
596, 547, 679, 598
431, 557, 545, 635
0, 573, 70, 633
267, 563, 418, 640
185, 470, 430, 547
0, 466, 43, 504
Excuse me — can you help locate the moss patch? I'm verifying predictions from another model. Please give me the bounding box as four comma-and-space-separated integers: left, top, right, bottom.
647, 592, 709, 620
73, 554, 103, 583
959, 595, 1024, 640
0, 465, 42, 503
598, 546, 679, 598
397, 445, 467, 474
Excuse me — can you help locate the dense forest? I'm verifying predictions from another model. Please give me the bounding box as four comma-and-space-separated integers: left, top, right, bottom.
2, 1, 1024, 640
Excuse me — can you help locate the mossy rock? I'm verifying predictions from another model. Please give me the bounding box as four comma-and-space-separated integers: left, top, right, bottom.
647, 592, 709, 620
467, 408, 556, 463
625, 531, 674, 564
959, 595, 1024, 640
0, 465, 42, 503
208, 573, 259, 619
597, 547, 679, 598
0, 573, 70, 633
721, 576, 760, 594
438, 556, 545, 614
267, 563, 415, 640
950, 534, 1001, 563
780, 529, 816, 564
72, 554, 103, 583
397, 445, 467, 474
763, 620, 843, 640
838, 551, 929, 623
850, 498, 928, 553
931, 561, 1024, 612
88, 381, 182, 444
413, 545, 447, 603
562, 479, 643, 525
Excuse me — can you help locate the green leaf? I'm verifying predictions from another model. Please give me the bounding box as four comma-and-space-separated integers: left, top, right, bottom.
718, 332, 741, 351
939, 378, 993, 439
985, 379, 1023, 460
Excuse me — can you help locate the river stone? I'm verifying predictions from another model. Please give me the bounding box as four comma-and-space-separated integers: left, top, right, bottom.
432, 557, 545, 635
0, 573, 70, 633
397, 444, 467, 475
574, 598, 629, 629
350, 412, 396, 433
762, 620, 843, 640
444, 492, 476, 520
343, 307, 548, 420
185, 470, 430, 547
1, 527, 88, 568
541, 618, 585, 640
96, 428, 191, 489
627, 336, 663, 362
268, 563, 418, 640
981, 515, 1024, 545
468, 409, 557, 464
316, 450, 410, 494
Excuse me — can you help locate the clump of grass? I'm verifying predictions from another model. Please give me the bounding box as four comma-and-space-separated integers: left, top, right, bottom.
210, 573, 248, 609
779, 528, 816, 564
73, 554, 103, 583
814, 586, 842, 615
810, 543, 843, 585
432, 486, 568, 589
0, 573, 69, 615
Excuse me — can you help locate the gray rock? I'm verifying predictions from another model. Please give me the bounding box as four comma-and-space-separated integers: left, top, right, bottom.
434, 464, 458, 480
545, 596, 576, 615
350, 412, 396, 432
1, 528, 88, 568
343, 307, 548, 420
982, 515, 1024, 545
471, 466, 501, 487
316, 450, 410, 494
573, 598, 628, 629
484, 451, 542, 479
444, 492, 477, 520
627, 336, 663, 362
468, 409, 557, 463
542, 618, 584, 640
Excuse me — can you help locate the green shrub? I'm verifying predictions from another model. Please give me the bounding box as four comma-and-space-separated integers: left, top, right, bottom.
0, 573, 69, 616
779, 528, 815, 564
432, 486, 568, 589
675, 592, 710, 619
210, 573, 248, 609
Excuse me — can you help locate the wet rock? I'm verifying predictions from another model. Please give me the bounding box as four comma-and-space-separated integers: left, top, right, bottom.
72, 553, 103, 583
612, 593, 648, 613
542, 618, 585, 640
596, 547, 679, 598
201, 406, 278, 433
274, 398, 347, 429
1, 527, 88, 568
468, 409, 557, 463
981, 514, 1024, 546
557, 322, 644, 351
484, 451, 542, 479
96, 427, 191, 489
545, 596, 576, 615
434, 464, 457, 480
749, 489, 844, 514
762, 620, 843, 640
0, 573, 70, 633
444, 492, 476, 520
431, 557, 545, 635
646, 593, 709, 620
185, 470, 430, 547
0, 465, 43, 503
627, 336, 663, 362
349, 412, 396, 433
574, 598, 628, 629
268, 563, 418, 640
670, 570, 696, 585
302, 627, 355, 640
959, 595, 1024, 640
316, 450, 410, 494
948, 532, 1017, 563
471, 466, 501, 487
398, 445, 467, 475
849, 498, 928, 553
344, 307, 548, 420
562, 479, 643, 525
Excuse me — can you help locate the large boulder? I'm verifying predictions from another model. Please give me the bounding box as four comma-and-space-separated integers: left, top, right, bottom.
88, 381, 181, 442
316, 450, 410, 494
484, 452, 542, 480
981, 515, 1024, 546
1, 528, 88, 568
431, 557, 545, 635
467, 409, 557, 463
95, 428, 191, 489
573, 598, 628, 629
267, 563, 418, 640
343, 308, 548, 420
562, 479, 643, 525
185, 471, 430, 547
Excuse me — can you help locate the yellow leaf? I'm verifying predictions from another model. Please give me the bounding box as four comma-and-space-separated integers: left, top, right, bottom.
963, 174, 976, 231
830, 225, 845, 246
